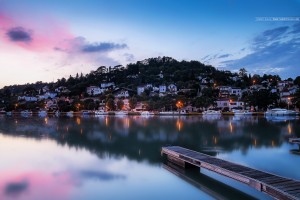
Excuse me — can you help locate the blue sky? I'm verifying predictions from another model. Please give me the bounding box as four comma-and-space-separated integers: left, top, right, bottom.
0, 0, 299, 87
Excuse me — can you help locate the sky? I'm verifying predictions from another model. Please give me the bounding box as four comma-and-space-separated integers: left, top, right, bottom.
0, 0, 299, 88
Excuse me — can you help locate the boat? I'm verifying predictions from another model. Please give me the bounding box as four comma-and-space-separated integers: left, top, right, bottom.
6, 111, 12, 116
140, 111, 155, 116
38, 110, 47, 117
81, 110, 93, 115
20, 110, 32, 117
66, 111, 74, 117
265, 108, 299, 116
55, 110, 60, 117
232, 109, 253, 115
202, 110, 221, 115
95, 110, 108, 115
159, 111, 186, 115
115, 111, 128, 115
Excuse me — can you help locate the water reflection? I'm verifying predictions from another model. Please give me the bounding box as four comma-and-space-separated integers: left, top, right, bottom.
0, 115, 300, 199
0, 116, 299, 162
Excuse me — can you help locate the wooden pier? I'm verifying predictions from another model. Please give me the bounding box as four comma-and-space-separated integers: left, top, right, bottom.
162, 146, 300, 200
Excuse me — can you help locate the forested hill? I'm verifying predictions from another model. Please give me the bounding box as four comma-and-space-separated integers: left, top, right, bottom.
0, 56, 279, 96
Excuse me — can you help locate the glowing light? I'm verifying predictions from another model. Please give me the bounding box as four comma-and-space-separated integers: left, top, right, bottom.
176, 119, 183, 131
80, 128, 83, 134
288, 123, 292, 134
105, 117, 109, 126
254, 139, 257, 146
176, 101, 183, 109
229, 122, 233, 133
76, 117, 81, 125
44, 118, 48, 124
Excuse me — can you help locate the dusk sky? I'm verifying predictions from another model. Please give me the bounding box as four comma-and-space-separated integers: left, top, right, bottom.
0, 0, 299, 88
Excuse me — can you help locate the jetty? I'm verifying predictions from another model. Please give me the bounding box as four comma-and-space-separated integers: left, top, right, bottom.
162, 146, 300, 200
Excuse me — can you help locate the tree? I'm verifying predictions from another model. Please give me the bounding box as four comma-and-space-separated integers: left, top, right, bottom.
129, 97, 137, 110
106, 99, 116, 111
239, 68, 247, 77
117, 99, 124, 110
294, 76, 300, 86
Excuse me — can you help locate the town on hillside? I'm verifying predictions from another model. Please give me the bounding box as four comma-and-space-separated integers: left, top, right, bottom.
0, 57, 300, 114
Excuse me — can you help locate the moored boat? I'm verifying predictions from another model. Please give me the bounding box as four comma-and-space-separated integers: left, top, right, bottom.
203, 110, 221, 115
265, 108, 299, 116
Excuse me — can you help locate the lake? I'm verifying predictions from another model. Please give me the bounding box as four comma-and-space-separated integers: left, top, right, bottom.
0, 114, 299, 200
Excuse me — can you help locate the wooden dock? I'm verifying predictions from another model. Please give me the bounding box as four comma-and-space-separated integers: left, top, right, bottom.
289, 138, 300, 144
162, 146, 300, 200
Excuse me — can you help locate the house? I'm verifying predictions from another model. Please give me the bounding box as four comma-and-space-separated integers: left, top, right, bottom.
38, 92, 57, 100
289, 86, 299, 95
230, 87, 242, 97
100, 82, 115, 89
218, 86, 231, 98
159, 85, 167, 93
280, 88, 290, 97
168, 84, 177, 93
216, 99, 244, 110
114, 90, 129, 98
137, 84, 153, 95
86, 86, 103, 96
137, 86, 145, 95
158, 71, 163, 79
18, 96, 38, 102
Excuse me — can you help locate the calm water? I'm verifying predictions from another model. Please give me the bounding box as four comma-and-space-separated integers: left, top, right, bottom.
0, 114, 300, 200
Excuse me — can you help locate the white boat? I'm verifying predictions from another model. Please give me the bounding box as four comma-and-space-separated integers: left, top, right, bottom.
38, 110, 47, 117
6, 111, 12, 116
159, 111, 186, 115
21, 110, 32, 117
141, 111, 155, 116
265, 108, 299, 116
232, 109, 253, 115
95, 110, 108, 115
203, 110, 221, 115
55, 111, 60, 117
81, 110, 93, 115
115, 111, 128, 115
66, 111, 74, 117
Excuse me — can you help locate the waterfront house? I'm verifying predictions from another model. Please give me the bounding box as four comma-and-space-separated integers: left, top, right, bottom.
216, 98, 244, 111
86, 86, 103, 96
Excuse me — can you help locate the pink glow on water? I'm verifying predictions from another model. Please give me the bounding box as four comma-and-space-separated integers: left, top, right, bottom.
0, 170, 73, 200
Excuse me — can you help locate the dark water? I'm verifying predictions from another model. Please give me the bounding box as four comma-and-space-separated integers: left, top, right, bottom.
0, 114, 299, 200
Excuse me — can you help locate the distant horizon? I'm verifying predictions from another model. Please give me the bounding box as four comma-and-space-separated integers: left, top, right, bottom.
0, 0, 299, 88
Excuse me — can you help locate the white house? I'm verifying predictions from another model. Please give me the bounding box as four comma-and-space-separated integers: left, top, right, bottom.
100, 82, 115, 89
87, 86, 102, 96
159, 85, 167, 93
216, 99, 244, 110
280, 88, 290, 97
137, 86, 145, 95
168, 84, 177, 93
18, 96, 38, 102
158, 71, 164, 79
230, 87, 242, 97
114, 90, 129, 98
38, 92, 57, 100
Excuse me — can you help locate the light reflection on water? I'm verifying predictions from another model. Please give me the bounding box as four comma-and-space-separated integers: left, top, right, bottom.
0, 115, 299, 200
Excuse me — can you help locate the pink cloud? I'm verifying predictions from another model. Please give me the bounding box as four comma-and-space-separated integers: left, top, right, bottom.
0, 12, 75, 52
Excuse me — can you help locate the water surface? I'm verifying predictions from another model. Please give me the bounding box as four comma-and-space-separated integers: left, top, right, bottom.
0, 115, 299, 200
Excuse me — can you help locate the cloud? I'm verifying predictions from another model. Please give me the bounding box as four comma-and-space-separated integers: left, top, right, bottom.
6, 27, 32, 42
222, 22, 300, 78
4, 181, 29, 196
124, 53, 135, 62
252, 26, 289, 50
55, 37, 128, 54
81, 42, 127, 53
218, 54, 231, 59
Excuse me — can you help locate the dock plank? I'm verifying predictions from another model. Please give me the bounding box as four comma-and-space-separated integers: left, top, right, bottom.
162, 146, 300, 200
